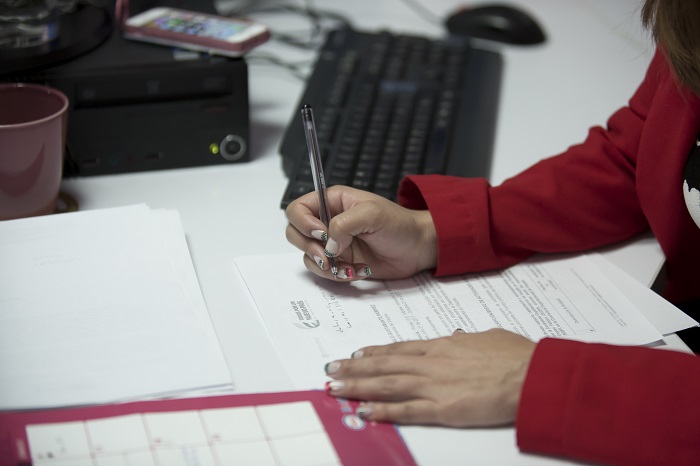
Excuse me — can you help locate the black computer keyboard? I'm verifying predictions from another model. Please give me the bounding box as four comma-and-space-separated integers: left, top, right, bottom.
279, 27, 503, 208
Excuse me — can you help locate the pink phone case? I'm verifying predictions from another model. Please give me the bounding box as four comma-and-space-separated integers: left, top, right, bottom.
123, 8, 270, 56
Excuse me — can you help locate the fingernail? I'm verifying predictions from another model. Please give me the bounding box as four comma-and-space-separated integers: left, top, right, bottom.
324, 361, 340, 375
327, 380, 344, 392
357, 266, 372, 278
454, 328, 466, 334
337, 268, 353, 279
311, 230, 327, 241
356, 403, 373, 419
324, 237, 339, 257
313, 255, 324, 270
351, 349, 364, 358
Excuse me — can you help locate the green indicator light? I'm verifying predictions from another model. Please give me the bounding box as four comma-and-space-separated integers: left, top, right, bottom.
209, 143, 219, 154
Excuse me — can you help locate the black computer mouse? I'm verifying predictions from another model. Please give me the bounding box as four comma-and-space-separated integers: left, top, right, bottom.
445, 4, 546, 45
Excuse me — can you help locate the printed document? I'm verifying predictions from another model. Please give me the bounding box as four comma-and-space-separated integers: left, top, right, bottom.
235, 252, 669, 389
0, 205, 232, 410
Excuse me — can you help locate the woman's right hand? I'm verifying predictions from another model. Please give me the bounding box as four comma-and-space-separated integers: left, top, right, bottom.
285, 186, 438, 281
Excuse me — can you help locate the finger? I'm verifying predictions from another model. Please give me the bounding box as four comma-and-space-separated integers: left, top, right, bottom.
327, 373, 426, 402
325, 259, 368, 282
287, 225, 328, 271
357, 400, 439, 426
326, 200, 388, 258
288, 186, 364, 224
302, 254, 337, 279
285, 191, 328, 237
352, 263, 373, 279
357, 400, 511, 428
351, 339, 434, 359
285, 222, 321, 252
334, 265, 355, 280
285, 221, 328, 245
303, 256, 364, 282
326, 354, 427, 379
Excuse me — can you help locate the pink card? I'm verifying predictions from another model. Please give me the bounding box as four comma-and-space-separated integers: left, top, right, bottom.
0, 390, 416, 466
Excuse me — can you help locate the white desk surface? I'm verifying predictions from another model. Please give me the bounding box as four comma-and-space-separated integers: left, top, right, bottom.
59, 1, 678, 464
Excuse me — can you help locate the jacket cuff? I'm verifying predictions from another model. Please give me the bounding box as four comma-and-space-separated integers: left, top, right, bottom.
516, 338, 583, 457
398, 175, 492, 276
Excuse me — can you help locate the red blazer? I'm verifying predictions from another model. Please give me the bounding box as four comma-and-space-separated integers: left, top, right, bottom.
398, 50, 700, 464
399, 50, 700, 304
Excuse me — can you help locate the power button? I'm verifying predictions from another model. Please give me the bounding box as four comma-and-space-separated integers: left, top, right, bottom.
219, 134, 247, 161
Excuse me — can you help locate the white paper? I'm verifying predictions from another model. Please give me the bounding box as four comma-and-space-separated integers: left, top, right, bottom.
235, 252, 667, 389
0, 205, 232, 409
590, 254, 698, 335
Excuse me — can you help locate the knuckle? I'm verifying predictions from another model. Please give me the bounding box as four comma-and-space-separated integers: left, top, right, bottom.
436, 401, 456, 421
377, 375, 402, 397
354, 346, 373, 358
389, 402, 425, 425
302, 255, 317, 271
284, 224, 294, 241
304, 244, 319, 258
284, 202, 296, 217
365, 355, 389, 373
336, 358, 355, 376
424, 337, 450, 355
327, 185, 343, 196
331, 213, 351, 234
397, 402, 416, 420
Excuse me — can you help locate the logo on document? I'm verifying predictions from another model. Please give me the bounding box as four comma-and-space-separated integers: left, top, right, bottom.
290, 300, 320, 329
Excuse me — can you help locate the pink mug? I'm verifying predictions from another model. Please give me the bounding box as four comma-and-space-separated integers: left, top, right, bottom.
0, 83, 69, 220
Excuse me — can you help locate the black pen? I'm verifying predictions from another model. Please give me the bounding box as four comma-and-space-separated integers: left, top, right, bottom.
301, 104, 338, 276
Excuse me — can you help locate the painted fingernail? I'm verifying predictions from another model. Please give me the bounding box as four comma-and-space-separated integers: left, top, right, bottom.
357, 266, 372, 278
324, 361, 340, 375
351, 349, 364, 358
324, 237, 339, 257
356, 403, 373, 419
311, 230, 327, 241
337, 268, 353, 279
313, 255, 324, 270
327, 380, 344, 392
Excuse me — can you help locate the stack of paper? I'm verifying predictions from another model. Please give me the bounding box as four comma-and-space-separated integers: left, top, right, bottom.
234, 252, 698, 390
0, 205, 232, 410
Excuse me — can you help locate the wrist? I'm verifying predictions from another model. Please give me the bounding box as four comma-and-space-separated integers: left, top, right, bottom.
414, 210, 438, 271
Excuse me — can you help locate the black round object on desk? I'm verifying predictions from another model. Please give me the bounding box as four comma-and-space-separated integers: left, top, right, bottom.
0, 4, 112, 78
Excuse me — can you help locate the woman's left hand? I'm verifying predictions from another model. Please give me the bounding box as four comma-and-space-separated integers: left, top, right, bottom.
324, 328, 536, 427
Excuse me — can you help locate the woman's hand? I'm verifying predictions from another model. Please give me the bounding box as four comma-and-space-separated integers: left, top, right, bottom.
323, 328, 536, 427
285, 186, 437, 280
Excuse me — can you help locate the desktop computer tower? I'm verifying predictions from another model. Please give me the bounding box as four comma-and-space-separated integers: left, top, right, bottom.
48, 30, 250, 176
4, 0, 250, 176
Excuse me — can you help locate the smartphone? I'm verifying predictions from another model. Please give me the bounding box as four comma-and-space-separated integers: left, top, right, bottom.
123, 7, 270, 57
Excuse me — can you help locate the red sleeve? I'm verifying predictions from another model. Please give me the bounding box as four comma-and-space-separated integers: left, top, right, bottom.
397, 51, 667, 276
517, 339, 700, 464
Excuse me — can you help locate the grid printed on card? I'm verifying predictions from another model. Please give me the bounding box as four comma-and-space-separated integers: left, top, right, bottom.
26, 401, 342, 466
